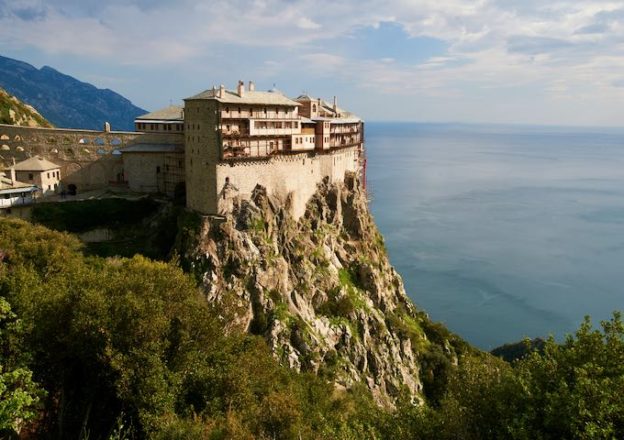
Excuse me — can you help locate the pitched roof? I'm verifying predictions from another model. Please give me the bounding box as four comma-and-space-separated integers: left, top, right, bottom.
135, 105, 184, 121
12, 156, 60, 171
295, 94, 314, 102
186, 88, 301, 106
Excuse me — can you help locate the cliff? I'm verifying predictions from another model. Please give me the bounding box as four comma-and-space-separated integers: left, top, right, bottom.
0, 87, 52, 127
177, 173, 468, 406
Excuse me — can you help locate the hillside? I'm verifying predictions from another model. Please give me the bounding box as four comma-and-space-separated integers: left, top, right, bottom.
0, 55, 146, 131
0, 87, 52, 127
3, 182, 624, 438
177, 173, 469, 406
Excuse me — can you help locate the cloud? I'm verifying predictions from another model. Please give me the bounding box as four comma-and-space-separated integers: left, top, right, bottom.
2, 0, 624, 124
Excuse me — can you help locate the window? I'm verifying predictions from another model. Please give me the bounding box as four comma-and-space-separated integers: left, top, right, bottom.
225, 107, 229, 113
48, 185, 51, 190
28, 173, 33, 181
47, 172, 50, 178
156, 166, 161, 174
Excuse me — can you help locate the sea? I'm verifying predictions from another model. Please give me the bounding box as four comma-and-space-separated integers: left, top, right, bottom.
366, 122, 624, 350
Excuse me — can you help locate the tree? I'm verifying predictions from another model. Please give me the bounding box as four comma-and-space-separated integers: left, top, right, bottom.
0, 297, 43, 435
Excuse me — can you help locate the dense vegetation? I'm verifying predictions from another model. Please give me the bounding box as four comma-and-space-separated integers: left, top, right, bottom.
31, 199, 180, 260
1, 217, 623, 439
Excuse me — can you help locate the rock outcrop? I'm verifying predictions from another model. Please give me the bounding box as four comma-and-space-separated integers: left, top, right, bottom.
0, 87, 52, 127
177, 173, 464, 406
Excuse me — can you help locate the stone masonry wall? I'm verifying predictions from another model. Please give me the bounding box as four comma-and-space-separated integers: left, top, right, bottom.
0, 124, 182, 192
215, 146, 360, 219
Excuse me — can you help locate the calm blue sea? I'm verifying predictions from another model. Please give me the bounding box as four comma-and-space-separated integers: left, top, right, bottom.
366, 122, 624, 349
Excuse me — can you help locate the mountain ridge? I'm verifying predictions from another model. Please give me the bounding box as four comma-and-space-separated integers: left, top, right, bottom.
0, 54, 146, 131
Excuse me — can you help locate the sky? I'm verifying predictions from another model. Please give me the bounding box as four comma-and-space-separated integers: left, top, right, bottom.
2, 0, 624, 126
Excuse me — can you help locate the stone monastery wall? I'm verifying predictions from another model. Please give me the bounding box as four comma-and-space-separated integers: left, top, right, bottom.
215, 146, 360, 219
0, 124, 182, 191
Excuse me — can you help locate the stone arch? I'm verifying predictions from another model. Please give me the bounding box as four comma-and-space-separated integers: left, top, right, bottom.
51, 148, 59, 154
62, 136, 72, 145
78, 138, 90, 144
14, 135, 21, 141
0, 134, 9, 141
1, 145, 9, 151
94, 137, 105, 146
112, 149, 122, 156
110, 137, 122, 146
96, 148, 108, 155
15, 146, 24, 152
47, 137, 57, 144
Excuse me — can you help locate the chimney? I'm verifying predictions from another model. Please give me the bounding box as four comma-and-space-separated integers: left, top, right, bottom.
104, 121, 111, 132
237, 80, 245, 97
248, 80, 255, 92
9, 165, 15, 186
219, 84, 225, 98
333, 96, 337, 112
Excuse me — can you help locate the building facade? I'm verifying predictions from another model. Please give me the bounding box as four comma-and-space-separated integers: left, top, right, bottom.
183, 81, 365, 218
11, 156, 61, 195
0, 168, 38, 208
0, 82, 364, 217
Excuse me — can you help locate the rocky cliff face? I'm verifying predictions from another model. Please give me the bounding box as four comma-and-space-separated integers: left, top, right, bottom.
177, 173, 465, 406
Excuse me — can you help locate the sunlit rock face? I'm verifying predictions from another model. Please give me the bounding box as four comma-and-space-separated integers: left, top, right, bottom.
178, 172, 463, 406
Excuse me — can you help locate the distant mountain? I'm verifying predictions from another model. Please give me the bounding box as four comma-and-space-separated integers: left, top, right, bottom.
0, 55, 146, 131
0, 87, 53, 128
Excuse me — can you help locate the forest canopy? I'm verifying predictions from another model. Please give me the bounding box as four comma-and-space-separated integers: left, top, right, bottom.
1, 217, 623, 439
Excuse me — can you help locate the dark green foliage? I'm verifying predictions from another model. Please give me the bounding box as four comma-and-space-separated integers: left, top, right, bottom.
31, 198, 160, 233
31, 198, 180, 260
2, 218, 624, 439
384, 314, 624, 440
491, 337, 546, 362
317, 287, 356, 319
0, 297, 44, 437
0, 218, 384, 439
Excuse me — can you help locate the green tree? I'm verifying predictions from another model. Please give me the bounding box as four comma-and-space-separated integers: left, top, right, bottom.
0, 297, 43, 435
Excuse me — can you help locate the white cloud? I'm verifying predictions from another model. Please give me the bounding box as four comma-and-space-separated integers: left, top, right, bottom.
2, 0, 624, 124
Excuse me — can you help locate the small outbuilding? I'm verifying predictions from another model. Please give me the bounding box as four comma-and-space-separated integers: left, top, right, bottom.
11, 156, 61, 195
0, 168, 38, 208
